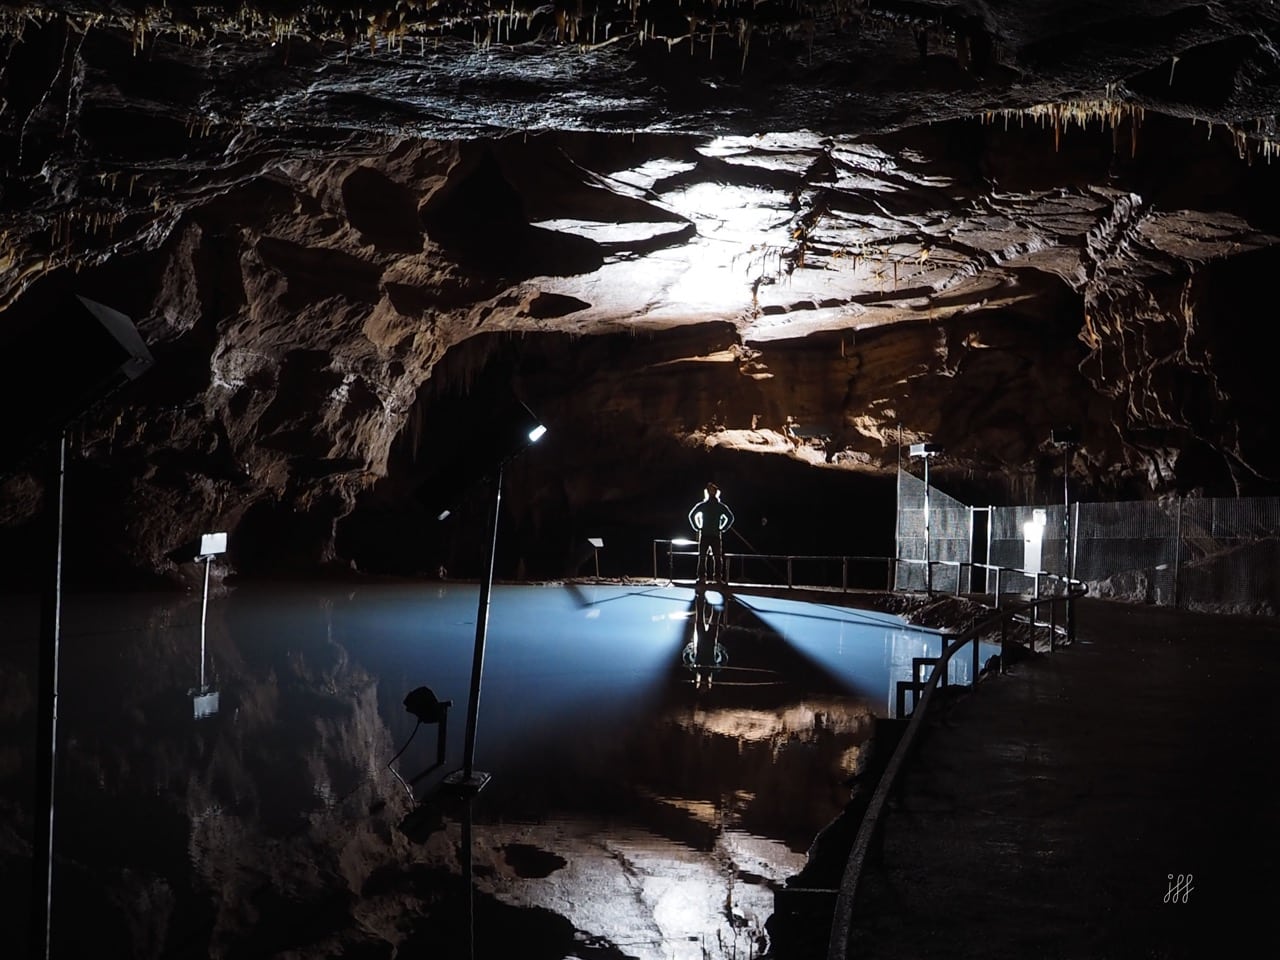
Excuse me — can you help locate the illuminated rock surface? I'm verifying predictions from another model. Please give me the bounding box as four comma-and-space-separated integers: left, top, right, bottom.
1, 1, 1279, 580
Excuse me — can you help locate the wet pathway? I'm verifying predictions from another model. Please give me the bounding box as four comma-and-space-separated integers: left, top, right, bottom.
843, 598, 1280, 960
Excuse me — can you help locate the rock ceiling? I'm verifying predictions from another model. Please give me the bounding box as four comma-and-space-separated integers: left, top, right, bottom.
1, 1, 1279, 578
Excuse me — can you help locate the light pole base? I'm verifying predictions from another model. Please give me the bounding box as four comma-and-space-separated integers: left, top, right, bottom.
441, 769, 492, 797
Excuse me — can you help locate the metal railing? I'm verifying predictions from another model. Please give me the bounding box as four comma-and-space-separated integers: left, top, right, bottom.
652, 539, 897, 591
825, 565, 1087, 960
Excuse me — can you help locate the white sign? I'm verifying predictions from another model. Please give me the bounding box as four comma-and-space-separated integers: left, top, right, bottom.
199, 532, 228, 557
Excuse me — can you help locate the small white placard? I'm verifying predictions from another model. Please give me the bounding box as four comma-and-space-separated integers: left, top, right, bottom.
192, 690, 220, 719
199, 532, 228, 557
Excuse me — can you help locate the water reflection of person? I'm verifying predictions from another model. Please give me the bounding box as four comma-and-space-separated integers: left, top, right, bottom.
684, 592, 726, 690
688, 482, 734, 585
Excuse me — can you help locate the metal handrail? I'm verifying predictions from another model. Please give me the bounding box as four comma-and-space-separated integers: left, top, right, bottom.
825, 571, 1088, 960
652, 540, 897, 591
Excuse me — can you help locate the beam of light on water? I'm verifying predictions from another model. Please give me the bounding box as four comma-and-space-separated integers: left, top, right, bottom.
328, 583, 695, 791
731, 594, 997, 716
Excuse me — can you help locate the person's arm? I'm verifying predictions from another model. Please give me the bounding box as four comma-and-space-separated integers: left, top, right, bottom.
720, 503, 735, 531
689, 504, 702, 530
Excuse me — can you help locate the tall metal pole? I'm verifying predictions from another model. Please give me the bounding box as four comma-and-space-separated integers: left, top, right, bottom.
1063, 446, 1071, 577
31, 431, 66, 960
923, 454, 932, 594
448, 464, 502, 794
200, 556, 211, 690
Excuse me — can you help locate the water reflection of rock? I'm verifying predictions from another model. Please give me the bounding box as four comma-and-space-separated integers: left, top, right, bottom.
5, 591, 424, 958
2, 585, 890, 959
633, 697, 874, 854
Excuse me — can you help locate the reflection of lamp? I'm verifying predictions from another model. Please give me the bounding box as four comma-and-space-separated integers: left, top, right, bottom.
442, 402, 546, 797
908, 443, 944, 594
190, 532, 227, 719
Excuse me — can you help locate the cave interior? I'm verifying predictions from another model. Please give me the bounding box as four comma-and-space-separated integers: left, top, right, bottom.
1, 0, 1279, 583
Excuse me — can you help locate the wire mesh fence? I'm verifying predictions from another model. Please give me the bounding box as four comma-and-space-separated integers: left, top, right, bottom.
899, 470, 1280, 615
895, 468, 972, 594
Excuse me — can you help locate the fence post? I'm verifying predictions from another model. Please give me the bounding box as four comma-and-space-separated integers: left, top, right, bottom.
1172, 495, 1183, 609
994, 567, 1001, 609
986, 505, 994, 595
786, 557, 793, 590
1049, 590, 1057, 652
843, 556, 848, 593
999, 616, 1007, 674
1033, 574, 1041, 651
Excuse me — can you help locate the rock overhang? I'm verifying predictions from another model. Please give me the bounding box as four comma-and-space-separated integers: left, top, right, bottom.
2, 1, 1280, 579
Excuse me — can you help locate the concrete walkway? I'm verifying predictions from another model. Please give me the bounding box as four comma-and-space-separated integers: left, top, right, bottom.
843, 598, 1280, 960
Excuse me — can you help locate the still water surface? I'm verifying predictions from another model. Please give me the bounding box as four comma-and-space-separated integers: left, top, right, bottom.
0, 582, 993, 959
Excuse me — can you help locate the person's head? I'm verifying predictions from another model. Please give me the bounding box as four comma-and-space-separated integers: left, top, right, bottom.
705, 482, 719, 499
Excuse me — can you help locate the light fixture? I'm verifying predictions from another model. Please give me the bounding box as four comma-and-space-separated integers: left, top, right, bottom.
442, 403, 548, 798
437, 509, 451, 521
587, 537, 604, 578
24, 296, 155, 960
1023, 509, 1047, 576
402, 685, 453, 783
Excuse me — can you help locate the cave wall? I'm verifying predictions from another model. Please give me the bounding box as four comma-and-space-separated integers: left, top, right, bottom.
3, 11, 1280, 583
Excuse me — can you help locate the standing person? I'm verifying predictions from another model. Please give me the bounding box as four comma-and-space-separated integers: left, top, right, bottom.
688, 482, 735, 584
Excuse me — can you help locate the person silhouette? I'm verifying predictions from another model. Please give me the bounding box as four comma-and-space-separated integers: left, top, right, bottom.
688, 482, 734, 585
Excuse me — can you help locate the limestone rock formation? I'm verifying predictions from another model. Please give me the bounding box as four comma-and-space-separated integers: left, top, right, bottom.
2, 1, 1279, 580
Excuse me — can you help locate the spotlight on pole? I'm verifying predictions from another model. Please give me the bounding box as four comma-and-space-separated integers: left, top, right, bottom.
439, 400, 547, 798
12, 295, 156, 960
908, 443, 944, 594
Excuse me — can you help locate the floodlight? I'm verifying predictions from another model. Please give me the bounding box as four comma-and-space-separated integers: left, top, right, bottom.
587, 537, 604, 549
671, 538, 696, 546
437, 509, 451, 521
909, 442, 943, 457
442, 400, 547, 798
404, 685, 452, 724
199, 531, 227, 557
